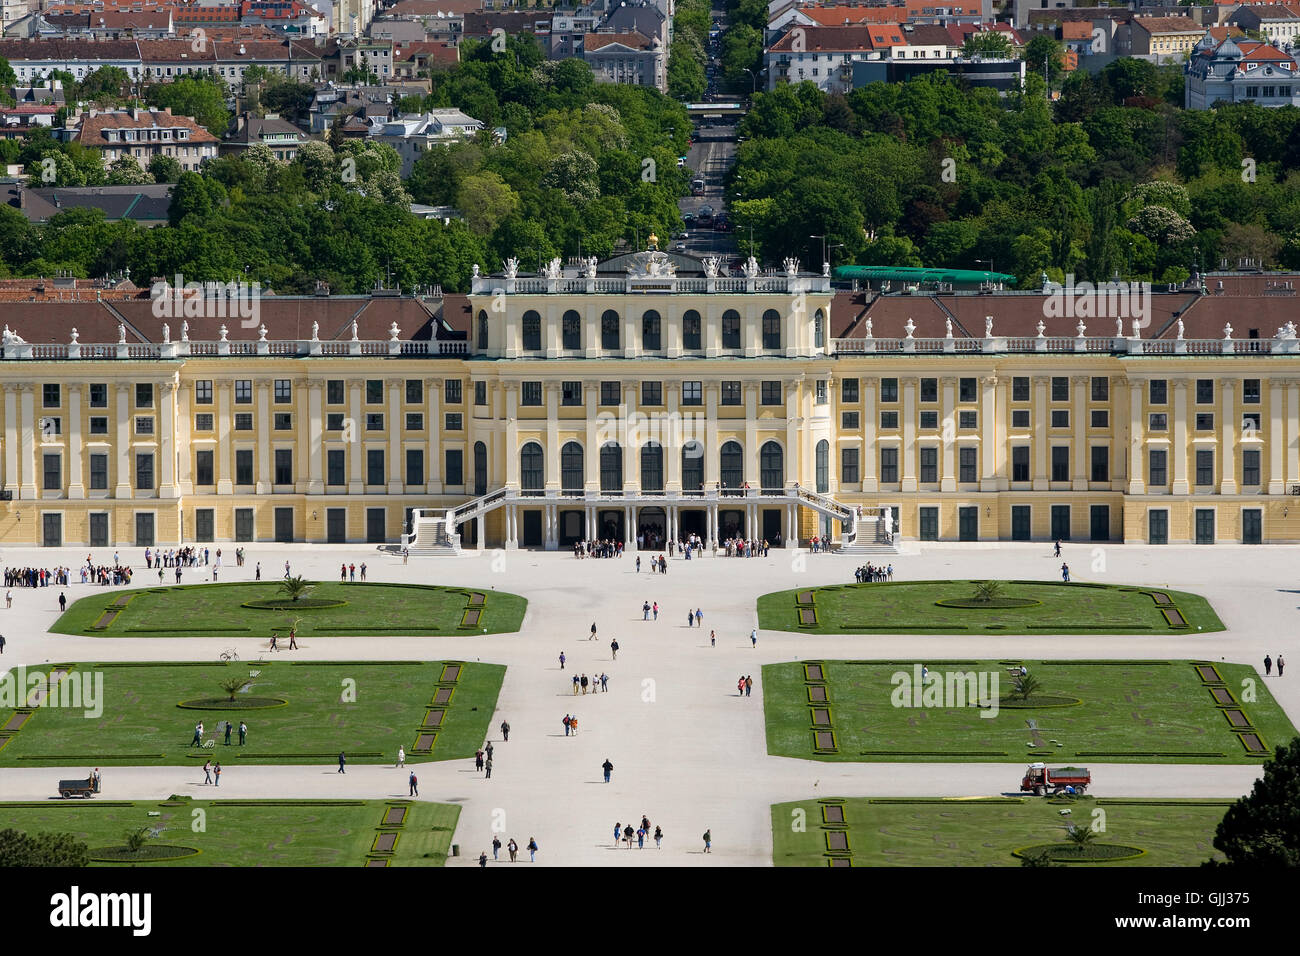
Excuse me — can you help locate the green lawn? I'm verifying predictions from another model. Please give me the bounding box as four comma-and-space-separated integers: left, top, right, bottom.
52, 581, 527, 638
0, 660, 503, 766
757, 580, 1224, 635
772, 797, 1230, 867
763, 659, 1296, 763
0, 799, 459, 866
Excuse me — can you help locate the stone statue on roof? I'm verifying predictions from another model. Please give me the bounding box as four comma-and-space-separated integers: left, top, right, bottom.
743, 256, 760, 278
702, 257, 720, 278
504, 257, 519, 280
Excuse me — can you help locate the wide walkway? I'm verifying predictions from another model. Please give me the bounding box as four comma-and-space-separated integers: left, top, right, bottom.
0, 542, 1294, 866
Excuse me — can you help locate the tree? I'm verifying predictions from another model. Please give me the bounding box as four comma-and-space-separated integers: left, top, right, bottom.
961, 31, 1014, 60
1065, 824, 1099, 847
456, 171, 520, 236
123, 827, 151, 854
1011, 672, 1042, 702
971, 580, 1003, 603
0, 829, 89, 866
144, 75, 231, 137
148, 154, 183, 184
219, 676, 255, 700
105, 156, 152, 186
0, 56, 15, 104
1126, 205, 1196, 245
1212, 737, 1300, 866
76, 66, 130, 103
279, 575, 312, 602
1024, 35, 1065, 84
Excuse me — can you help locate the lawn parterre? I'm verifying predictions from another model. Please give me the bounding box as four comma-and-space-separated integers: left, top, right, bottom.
771, 797, 1231, 867
0, 660, 504, 766
763, 659, 1295, 764
0, 799, 459, 866
757, 580, 1224, 635
51, 582, 527, 638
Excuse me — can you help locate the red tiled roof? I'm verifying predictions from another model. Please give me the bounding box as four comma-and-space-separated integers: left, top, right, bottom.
768, 25, 900, 53
584, 32, 653, 52
74, 109, 219, 147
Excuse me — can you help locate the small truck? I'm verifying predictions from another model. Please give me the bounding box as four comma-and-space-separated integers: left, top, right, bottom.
1020, 763, 1090, 796
58, 774, 100, 799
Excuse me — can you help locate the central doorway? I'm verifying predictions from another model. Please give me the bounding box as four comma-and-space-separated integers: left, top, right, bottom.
637, 506, 666, 549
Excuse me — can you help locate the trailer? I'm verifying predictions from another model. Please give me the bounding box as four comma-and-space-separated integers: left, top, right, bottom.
1020, 763, 1090, 796
58, 775, 99, 799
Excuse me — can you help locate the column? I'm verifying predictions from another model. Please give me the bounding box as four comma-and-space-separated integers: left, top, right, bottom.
862, 377, 877, 492
1127, 378, 1145, 495
584, 380, 599, 490
1288, 381, 1300, 488
387, 378, 403, 494
176, 381, 192, 495
1268, 378, 1285, 494
504, 384, 519, 486
1112, 376, 1128, 486
114, 384, 132, 498
626, 505, 635, 550
666, 382, 682, 491
744, 381, 758, 486
979, 376, 997, 491
426, 379, 442, 494
705, 383, 720, 486
1171, 379, 1189, 495
67, 384, 84, 499
159, 381, 177, 498
993, 377, 1009, 489
256, 379, 272, 494
1072, 375, 1088, 490
1220, 378, 1236, 495
545, 384, 560, 490
785, 380, 800, 487
623, 383, 637, 492
940, 376, 956, 492
3, 386, 17, 496
901, 377, 917, 492
1032, 376, 1048, 490
217, 381, 233, 495
476, 514, 485, 550
307, 381, 324, 495
19, 384, 36, 498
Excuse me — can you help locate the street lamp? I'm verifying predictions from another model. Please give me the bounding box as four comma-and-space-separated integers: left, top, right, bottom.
742, 67, 758, 94
975, 258, 994, 275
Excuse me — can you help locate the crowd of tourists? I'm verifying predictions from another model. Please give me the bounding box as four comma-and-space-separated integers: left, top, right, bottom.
574, 539, 624, 558
145, 546, 221, 568
722, 537, 771, 558
854, 563, 894, 583
4, 566, 72, 588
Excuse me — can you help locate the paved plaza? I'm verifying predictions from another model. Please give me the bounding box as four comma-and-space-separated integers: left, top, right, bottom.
0, 542, 1295, 866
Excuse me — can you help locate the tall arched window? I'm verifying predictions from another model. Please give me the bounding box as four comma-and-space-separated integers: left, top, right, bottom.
522, 310, 542, 351
642, 310, 661, 351
474, 441, 488, 496
561, 441, 583, 492
816, 439, 829, 493
641, 441, 664, 492
562, 310, 581, 350
682, 441, 704, 491
682, 310, 702, 351
520, 442, 543, 492
720, 441, 743, 489
761, 441, 784, 490
600, 443, 622, 491
762, 309, 781, 350
814, 309, 825, 349
601, 310, 621, 350
477, 310, 489, 350
722, 309, 741, 349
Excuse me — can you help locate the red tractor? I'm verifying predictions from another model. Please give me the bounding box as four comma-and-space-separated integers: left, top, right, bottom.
1020, 763, 1090, 796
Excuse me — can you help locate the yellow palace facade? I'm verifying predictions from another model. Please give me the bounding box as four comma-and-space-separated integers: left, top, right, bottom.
2, 251, 1300, 550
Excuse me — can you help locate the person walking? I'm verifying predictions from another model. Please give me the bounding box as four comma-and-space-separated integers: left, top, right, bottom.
238, 721, 247, 746
507, 838, 518, 862
409, 772, 418, 796
397, 746, 406, 768
485, 756, 493, 779
614, 822, 622, 846
475, 749, 485, 771
338, 752, 346, 773
224, 721, 233, 746
1279, 655, 1287, 676
255, 562, 261, 581
500, 720, 510, 741
191, 722, 204, 747
559, 651, 566, 670
58, 591, 66, 612
696, 608, 703, 627
214, 762, 221, 787
268, 631, 278, 653
287, 626, 297, 651
643, 601, 650, 621
492, 836, 502, 860
569, 716, 578, 735
653, 602, 659, 621
703, 829, 712, 853
590, 622, 598, 641
600, 673, 608, 692
602, 758, 613, 783
751, 629, 757, 648
1053, 540, 1061, 558
654, 825, 663, 849
478, 850, 488, 868
688, 609, 694, 628
203, 760, 212, 785
745, 676, 753, 697
485, 741, 494, 761
737, 676, 746, 697
573, 674, 580, 695
710, 630, 716, 648
563, 715, 571, 737
1264, 654, 1273, 676
1060, 563, 1070, 582
636, 556, 641, 573
611, 639, 619, 660
637, 828, 645, 850
527, 837, 538, 862
581, 674, 589, 695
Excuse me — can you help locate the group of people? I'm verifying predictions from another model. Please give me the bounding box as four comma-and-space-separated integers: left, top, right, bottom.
474, 740, 495, 777
574, 539, 623, 558
614, 815, 663, 850
736, 675, 754, 697
5, 566, 71, 590
1264, 654, 1286, 676
722, 538, 770, 558
854, 563, 893, 583
809, 536, 833, 553
481, 836, 538, 864
571, 672, 609, 694
339, 562, 368, 582
145, 546, 213, 569
635, 554, 669, 574
80, 562, 131, 586
190, 720, 249, 747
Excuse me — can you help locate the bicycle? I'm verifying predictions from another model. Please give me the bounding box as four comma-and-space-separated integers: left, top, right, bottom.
219, 648, 239, 663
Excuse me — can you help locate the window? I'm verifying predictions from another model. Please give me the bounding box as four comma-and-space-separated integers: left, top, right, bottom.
642, 311, 661, 351
90, 416, 108, 435
1243, 412, 1261, 432
1196, 449, 1214, 486
1196, 379, 1214, 404
89, 383, 107, 408
880, 447, 898, 483
406, 413, 424, 431
762, 309, 781, 349
683, 310, 702, 351
405, 379, 423, 404
682, 442, 704, 490
958, 411, 977, 430
1196, 413, 1214, 431
762, 382, 782, 406
475, 381, 487, 406
841, 447, 859, 484
682, 382, 702, 406
959, 446, 977, 483
765, 441, 787, 491
445, 413, 463, 431
274, 413, 292, 430
1244, 379, 1261, 404
195, 380, 213, 404
195, 450, 214, 486
841, 412, 859, 430
562, 310, 581, 350
274, 448, 293, 485
1243, 448, 1261, 485
327, 380, 344, 404
1012, 446, 1030, 482
1149, 413, 1168, 432
521, 382, 542, 407
815, 380, 827, 404
90, 453, 108, 490
445, 449, 463, 486
41, 416, 61, 436
722, 310, 740, 349
721, 381, 742, 406
195, 413, 214, 431
136, 383, 153, 408
920, 378, 938, 403
1051, 446, 1069, 482
1012, 409, 1030, 429
520, 443, 543, 491
474, 442, 488, 495
720, 441, 743, 488
920, 411, 938, 430
841, 378, 859, 403
1091, 446, 1109, 482
444, 379, 462, 404
1051, 410, 1069, 428
601, 310, 620, 350
235, 380, 253, 404
136, 452, 154, 490
920, 447, 938, 483
1091, 376, 1108, 401
641, 443, 664, 491
43, 453, 60, 490
1012, 377, 1029, 402
478, 311, 489, 350
43, 383, 60, 407
1149, 379, 1167, 404
366, 449, 385, 485
365, 413, 384, 431
274, 380, 291, 403
326, 449, 344, 486
366, 380, 383, 404
958, 378, 976, 403
561, 442, 583, 491
1091, 409, 1108, 428
135, 416, 154, 435
880, 378, 898, 403
600, 444, 623, 491
640, 382, 662, 406
599, 382, 621, 406
880, 411, 899, 430
1051, 377, 1068, 402
522, 310, 542, 351
815, 309, 825, 348
1148, 449, 1167, 486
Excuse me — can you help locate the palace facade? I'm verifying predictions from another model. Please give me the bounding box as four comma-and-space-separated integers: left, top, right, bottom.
2, 251, 1300, 550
